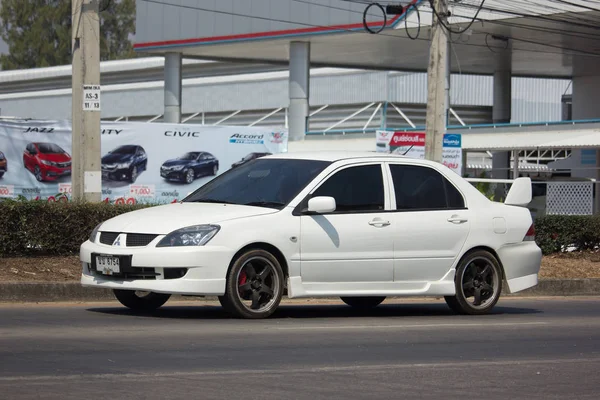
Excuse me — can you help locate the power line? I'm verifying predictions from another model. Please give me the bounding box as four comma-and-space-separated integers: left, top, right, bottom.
137, 0, 600, 58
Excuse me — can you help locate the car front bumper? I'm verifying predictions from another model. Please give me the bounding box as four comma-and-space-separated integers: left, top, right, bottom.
160, 169, 186, 181
102, 167, 132, 181
80, 239, 233, 295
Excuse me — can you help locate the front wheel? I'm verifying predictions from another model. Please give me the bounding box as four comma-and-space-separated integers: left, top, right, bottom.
444, 250, 503, 315
129, 165, 138, 183
341, 296, 386, 309
219, 249, 284, 319
113, 289, 171, 311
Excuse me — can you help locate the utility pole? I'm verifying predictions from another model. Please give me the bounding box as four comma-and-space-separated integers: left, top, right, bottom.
424, 0, 449, 163
71, 0, 102, 202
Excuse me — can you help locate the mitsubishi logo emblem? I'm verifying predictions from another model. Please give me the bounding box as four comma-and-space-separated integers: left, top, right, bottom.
112, 234, 123, 247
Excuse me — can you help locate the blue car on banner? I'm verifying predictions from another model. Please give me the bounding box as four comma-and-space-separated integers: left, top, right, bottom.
160, 151, 219, 184
101, 145, 148, 183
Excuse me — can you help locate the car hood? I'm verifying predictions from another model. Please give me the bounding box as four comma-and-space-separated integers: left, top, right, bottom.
162, 159, 190, 167
102, 153, 132, 164
98, 202, 278, 234
41, 153, 71, 162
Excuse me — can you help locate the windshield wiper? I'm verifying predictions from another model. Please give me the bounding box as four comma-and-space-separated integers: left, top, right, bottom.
244, 201, 285, 209
188, 198, 237, 205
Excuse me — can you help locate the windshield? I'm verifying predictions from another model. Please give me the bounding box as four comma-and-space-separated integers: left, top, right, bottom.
179, 152, 199, 160
37, 143, 65, 154
111, 145, 137, 154
183, 158, 331, 209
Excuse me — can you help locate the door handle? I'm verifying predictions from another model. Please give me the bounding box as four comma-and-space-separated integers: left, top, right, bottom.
368, 219, 391, 227
447, 215, 468, 224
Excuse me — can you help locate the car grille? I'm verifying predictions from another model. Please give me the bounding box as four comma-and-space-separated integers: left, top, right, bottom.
98, 232, 158, 247
56, 161, 71, 168
126, 233, 158, 247
99, 232, 119, 245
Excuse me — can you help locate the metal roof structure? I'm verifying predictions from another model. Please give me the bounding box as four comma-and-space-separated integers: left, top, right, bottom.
134, 0, 600, 79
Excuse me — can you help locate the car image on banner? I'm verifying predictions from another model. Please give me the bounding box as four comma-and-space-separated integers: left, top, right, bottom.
160, 151, 219, 184
0, 119, 288, 202
0, 151, 6, 178
23, 142, 72, 182
101, 144, 148, 184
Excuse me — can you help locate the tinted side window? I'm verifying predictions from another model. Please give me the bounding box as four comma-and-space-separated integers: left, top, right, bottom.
390, 164, 464, 210
312, 164, 384, 212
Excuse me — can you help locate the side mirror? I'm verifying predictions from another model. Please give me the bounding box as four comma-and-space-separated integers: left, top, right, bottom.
307, 196, 336, 214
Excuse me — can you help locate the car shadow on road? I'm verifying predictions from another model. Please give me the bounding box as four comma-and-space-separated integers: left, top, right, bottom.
86, 301, 543, 320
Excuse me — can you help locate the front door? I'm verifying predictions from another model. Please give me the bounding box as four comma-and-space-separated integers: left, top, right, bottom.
386, 162, 471, 282
299, 163, 395, 284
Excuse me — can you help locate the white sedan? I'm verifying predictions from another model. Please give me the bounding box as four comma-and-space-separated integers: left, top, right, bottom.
80, 152, 542, 319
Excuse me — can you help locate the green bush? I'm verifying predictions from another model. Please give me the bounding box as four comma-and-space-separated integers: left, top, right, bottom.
0, 199, 155, 256
1, 198, 599, 257
535, 215, 600, 255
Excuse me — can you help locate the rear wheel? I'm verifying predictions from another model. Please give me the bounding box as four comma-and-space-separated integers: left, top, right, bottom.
341, 296, 386, 309
113, 289, 171, 311
219, 249, 284, 319
0, 172, 4, 179
445, 250, 502, 315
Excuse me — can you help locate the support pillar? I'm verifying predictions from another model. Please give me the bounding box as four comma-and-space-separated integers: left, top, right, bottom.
164, 53, 182, 123
289, 42, 310, 142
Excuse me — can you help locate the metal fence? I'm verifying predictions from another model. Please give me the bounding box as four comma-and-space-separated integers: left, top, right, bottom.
466, 178, 596, 217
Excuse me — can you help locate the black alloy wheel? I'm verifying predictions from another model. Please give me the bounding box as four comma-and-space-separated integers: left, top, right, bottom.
445, 250, 502, 315
219, 249, 284, 319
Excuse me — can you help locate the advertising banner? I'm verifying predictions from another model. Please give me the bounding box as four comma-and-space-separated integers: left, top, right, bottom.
0, 119, 287, 203
375, 130, 462, 175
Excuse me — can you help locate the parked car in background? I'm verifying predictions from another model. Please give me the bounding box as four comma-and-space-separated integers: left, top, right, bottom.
80, 152, 542, 319
231, 152, 272, 169
161, 151, 219, 184
101, 145, 147, 183
0, 151, 6, 178
23, 142, 71, 182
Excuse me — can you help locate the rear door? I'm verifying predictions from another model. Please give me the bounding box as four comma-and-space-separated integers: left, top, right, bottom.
385, 162, 471, 283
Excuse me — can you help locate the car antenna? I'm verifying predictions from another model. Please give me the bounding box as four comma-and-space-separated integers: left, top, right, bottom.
402, 146, 413, 156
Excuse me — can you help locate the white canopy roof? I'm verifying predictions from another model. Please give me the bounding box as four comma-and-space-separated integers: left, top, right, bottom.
461, 128, 600, 151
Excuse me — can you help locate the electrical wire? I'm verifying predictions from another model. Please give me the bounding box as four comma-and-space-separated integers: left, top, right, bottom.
405, 3, 421, 40
363, 3, 387, 34
429, 0, 487, 35
137, 0, 600, 58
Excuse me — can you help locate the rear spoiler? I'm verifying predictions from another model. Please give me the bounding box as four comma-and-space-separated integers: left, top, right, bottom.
504, 177, 532, 206
465, 177, 532, 206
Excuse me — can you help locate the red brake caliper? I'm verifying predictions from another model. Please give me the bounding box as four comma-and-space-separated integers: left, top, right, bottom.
238, 271, 247, 297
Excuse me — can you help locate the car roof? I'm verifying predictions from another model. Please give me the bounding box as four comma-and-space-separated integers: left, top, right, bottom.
265, 151, 438, 165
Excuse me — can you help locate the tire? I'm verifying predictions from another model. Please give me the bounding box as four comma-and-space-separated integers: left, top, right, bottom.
184, 168, 194, 184
129, 165, 138, 183
341, 296, 386, 309
212, 164, 218, 175
444, 250, 503, 315
219, 249, 284, 319
0, 172, 4, 179
34, 166, 43, 182
113, 289, 171, 311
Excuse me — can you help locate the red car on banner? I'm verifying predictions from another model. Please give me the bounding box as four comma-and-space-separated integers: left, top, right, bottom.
0, 151, 7, 178
23, 142, 72, 182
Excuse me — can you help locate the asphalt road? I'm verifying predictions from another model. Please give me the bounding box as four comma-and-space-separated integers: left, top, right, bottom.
0, 297, 599, 400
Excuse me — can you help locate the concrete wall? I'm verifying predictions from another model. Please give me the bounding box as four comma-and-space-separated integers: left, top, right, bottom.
135, 0, 376, 44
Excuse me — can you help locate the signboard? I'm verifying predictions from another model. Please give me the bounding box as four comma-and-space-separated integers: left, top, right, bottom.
83, 85, 101, 111
0, 119, 288, 203
376, 130, 463, 175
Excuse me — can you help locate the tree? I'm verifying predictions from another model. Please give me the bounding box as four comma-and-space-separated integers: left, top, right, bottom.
0, 0, 136, 70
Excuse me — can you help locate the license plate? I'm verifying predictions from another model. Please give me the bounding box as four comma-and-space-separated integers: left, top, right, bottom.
96, 255, 120, 275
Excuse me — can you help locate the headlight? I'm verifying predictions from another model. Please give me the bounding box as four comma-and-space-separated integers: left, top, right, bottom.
41, 160, 56, 166
156, 224, 220, 247
117, 163, 130, 169
171, 165, 185, 171
89, 223, 103, 243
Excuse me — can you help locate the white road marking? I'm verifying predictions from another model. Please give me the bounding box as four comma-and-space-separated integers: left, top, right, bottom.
275, 321, 549, 330
0, 357, 598, 383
